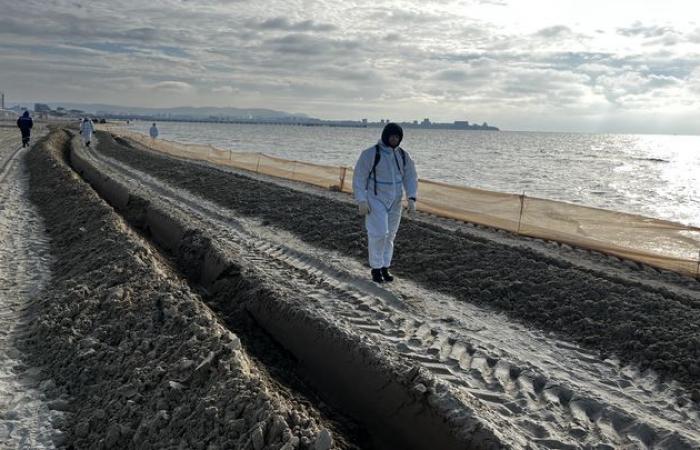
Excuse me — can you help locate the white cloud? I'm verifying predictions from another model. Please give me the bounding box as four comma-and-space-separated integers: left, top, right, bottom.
2, 0, 700, 132
212, 86, 240, 94
149, 81, 193, 92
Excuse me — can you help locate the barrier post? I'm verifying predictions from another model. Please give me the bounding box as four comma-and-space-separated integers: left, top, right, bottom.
696, 250, 700, 280
339, 167, 348, 192
516, 191, 526, 234
255, 154, 261, 173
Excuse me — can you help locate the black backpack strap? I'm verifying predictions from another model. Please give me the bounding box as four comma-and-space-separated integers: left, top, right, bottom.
399, 147, 406, 167
367, 144, 381, 195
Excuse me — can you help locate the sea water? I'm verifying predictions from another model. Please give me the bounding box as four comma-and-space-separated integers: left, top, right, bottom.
127, 121, 700, 227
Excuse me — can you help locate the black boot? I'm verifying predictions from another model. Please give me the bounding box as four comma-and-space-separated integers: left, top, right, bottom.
381, 267, 394, 282
371, 268, 383, 283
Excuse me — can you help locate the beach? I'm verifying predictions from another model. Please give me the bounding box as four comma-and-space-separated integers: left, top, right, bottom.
0, 126, 58, 449
0, 125, 698, 448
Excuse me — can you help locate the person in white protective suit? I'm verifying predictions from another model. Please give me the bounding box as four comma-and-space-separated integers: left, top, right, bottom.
79, 118, 95, 147
352, 123, 418, 283
149, 123, 159, 139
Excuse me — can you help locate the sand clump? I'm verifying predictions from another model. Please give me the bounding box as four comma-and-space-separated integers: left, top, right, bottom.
22, 129, 341, 449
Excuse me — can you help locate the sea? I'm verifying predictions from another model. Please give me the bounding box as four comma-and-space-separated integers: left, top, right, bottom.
126, 121, 700, 227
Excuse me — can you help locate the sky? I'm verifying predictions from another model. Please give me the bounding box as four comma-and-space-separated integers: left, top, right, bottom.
2, 0, 700, 133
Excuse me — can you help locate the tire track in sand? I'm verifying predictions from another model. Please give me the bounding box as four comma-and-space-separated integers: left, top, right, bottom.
0, 130, 58, 449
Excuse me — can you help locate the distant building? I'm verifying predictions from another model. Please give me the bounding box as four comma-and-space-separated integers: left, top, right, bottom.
454, 121, 469, 128
34, 103, 51, 113
421, 118, 431, 127
0, 109, 18, 120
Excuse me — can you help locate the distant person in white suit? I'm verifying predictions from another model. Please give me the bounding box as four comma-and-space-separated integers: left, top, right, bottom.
79, 118, 95, 147
149, 123, 159, 139
353, 123, 418, 283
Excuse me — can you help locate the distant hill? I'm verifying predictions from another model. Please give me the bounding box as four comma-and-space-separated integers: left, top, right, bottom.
44, 103, 310, 120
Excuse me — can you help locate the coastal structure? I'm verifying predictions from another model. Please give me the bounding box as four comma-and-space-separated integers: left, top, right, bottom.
97, 112, 500, 130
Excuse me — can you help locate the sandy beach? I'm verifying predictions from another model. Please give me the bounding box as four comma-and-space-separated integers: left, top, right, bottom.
0, 125, 698, 448
0, 126, 59, 449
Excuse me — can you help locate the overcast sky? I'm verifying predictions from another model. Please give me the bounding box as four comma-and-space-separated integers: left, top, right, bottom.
2, 0, 700, 133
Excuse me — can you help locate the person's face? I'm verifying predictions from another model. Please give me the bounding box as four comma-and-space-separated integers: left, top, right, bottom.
388, 134, 401, 148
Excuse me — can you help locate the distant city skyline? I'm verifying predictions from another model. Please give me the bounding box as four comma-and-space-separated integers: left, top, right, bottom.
5, 101, 497, 129
2, 1, 700, 134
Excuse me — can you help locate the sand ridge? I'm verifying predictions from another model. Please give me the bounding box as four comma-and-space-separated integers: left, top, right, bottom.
23, 129, 350, 449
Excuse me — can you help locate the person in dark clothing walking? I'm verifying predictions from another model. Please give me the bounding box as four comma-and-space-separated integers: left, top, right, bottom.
16, 111, 33, 148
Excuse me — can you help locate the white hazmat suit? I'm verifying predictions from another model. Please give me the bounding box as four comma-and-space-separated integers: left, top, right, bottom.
353, 134, 418, 274
80, 119, 95, 146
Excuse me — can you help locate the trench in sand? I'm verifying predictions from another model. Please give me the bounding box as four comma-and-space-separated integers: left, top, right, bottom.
26, 129, 377, 450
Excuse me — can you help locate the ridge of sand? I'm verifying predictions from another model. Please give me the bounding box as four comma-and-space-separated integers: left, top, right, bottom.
22, 129, 351, 449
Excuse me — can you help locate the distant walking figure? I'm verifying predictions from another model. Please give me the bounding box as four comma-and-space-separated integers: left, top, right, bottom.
16, 111, 33, 148
149, 123, 159, 139
352, 123, 418, 283
80, 118, 95, 147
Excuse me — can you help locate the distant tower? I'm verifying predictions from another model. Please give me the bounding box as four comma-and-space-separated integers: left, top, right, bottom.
0, 91, 4, 110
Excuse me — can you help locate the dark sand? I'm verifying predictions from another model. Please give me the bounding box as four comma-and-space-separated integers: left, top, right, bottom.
22, 129, 351, 449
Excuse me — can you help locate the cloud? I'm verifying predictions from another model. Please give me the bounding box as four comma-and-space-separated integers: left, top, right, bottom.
433, 69, 471, 82
535, 25, 573, 39
212, 86, 239, 94
149, 81, 194, 92
249, 17, 336, 32
263, 33, 363, 56
617, 23, 673, 38
2, 0, 700, 132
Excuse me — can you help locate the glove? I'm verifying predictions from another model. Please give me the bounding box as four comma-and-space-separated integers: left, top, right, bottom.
407, 199, 416, 214
358, 201, 370, 216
